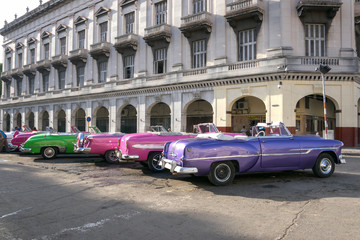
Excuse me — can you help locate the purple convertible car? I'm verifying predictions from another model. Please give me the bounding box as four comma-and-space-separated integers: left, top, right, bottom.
159, 122, 346, 186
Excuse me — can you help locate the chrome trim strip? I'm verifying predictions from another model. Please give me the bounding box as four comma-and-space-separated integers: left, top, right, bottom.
186, 154, 259, 161
132, 144, 164, 149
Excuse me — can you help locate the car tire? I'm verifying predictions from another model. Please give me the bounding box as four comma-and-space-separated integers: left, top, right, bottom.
312, 153, 335, 178
41, 147, 57, 160
208, 161, 235, 186
147, 152, 163, 172
104, 150, 119, 164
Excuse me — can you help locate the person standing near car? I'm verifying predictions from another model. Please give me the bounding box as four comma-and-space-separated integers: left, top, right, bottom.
0, 129, 10, 152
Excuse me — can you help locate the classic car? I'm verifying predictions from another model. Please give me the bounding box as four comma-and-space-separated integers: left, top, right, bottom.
10, 126, 81, 151
74, 132, 125, 163
159, 122, 346, 186
116, 123, 241, 172
19, 126, 94, 159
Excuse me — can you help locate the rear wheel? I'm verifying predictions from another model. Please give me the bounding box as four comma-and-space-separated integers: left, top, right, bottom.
105, 150, 119, 164
312, 153, 335, 178
208, 161, 235, 186
147, 152, 163, 172
41, 147, 57, 160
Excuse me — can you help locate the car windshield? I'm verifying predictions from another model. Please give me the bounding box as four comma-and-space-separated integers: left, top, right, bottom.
195, 123, 219, 133
149, 125, 168, 132
89, 126, 102, 134
251, 122, 291, 137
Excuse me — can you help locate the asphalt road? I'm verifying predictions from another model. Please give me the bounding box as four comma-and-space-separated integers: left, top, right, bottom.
0, 152, 359, 240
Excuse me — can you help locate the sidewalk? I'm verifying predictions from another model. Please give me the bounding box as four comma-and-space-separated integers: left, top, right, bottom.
342, 147, 360, 156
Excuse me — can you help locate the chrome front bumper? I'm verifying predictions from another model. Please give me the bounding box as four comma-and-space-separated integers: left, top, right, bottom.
159, 158, 198, 174
20, 147, 32, 153
73, 145, 91, 154
339, 154, 346, 164
8, 143, 18, 150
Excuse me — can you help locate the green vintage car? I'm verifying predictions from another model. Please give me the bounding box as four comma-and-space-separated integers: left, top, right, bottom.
20, 133, 78, 159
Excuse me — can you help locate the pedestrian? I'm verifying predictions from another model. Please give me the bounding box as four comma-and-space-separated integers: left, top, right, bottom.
0, 129, 10, 152
240, 125, 247, 135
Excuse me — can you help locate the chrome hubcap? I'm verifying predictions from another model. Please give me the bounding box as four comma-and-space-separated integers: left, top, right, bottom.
214, 164, 231, 182
151, 154, 161, 170
44, 148, 55, 158
320, 158, 332, 174
108, 151, 117, 161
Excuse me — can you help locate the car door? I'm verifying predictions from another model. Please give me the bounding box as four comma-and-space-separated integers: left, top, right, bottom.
260, 136, 301, 169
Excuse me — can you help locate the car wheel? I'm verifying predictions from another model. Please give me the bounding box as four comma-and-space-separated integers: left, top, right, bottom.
41, 147, 57, 160
105, 150, 119, 164
147, 152, 163, 172
208, 161, 235, 186
312, 153, 335, 178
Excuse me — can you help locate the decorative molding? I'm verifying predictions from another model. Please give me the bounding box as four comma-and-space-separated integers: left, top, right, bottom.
41, 31, 51, 39
56, 24, 68, 33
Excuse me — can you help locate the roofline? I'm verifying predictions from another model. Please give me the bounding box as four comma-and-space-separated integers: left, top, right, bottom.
0, 0, 70, 36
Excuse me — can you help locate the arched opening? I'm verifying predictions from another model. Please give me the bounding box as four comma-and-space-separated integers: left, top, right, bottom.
295, 94, 337, 139
28, 112, 35, 129
75, 108, 86, 132
96, 107, 109, 132
186, 99, 213, 133
150, 102, 171, 130
14, 113, 22, 129
41, 111, 49, 131
57, 110, 66, 132
4, 114, 10, 132
120, 105, 137, 133
231, 96, 266, 134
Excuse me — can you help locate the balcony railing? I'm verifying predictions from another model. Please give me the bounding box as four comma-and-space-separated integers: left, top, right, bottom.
69, 48, 88, 64
144, 24, 171, 45
114, 34, 138, 54
36, 59, 51, 72
301, 57, 339, 65
23, 64, 37, 76
89, 42, 111, 59
296, 0, 342, 19
11, 68, 24, 79
226, 0, 264, 14
51, 54, 68, 68
180, 12, 213, 36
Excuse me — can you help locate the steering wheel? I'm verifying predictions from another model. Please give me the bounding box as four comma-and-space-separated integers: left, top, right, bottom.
256, 131, 265, 137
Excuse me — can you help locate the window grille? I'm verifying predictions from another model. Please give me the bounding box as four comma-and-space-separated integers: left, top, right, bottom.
155, 1, 167, 25
78, 30, 85, 49
154, 48, 167, 74
193, 0, 206, 14
98, 60, 108, 82
58, 69, 66, 89
305, 24, 326, 57
60, 37, 66, 54
192, 39, 206, 68
124, 55, 134, 79
100, 22, 108, 42
125, 12, 134, 34
77, 65, 85, 87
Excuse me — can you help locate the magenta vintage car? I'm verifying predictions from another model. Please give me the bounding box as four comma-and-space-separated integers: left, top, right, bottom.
159, 122, 346, 186
74, 132, 125, 163
116, 123, 241, 171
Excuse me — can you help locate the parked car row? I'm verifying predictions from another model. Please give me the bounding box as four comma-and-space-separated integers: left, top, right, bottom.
15, 122, 346, 185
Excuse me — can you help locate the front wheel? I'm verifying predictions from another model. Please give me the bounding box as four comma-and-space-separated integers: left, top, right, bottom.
147, 152, 163, 172
41, 147, 57, 160
208, 161, 235, 186
104, 150, 119, 164
312, 153, 335, 178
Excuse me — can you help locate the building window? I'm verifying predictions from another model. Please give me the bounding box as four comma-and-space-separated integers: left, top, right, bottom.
154, 48, 167, 74
77, 65, 85, 87
7, 57, 11, 71
305, 24, 325, 57
192, 39, 206, 68
238, 29, 256, 62
99, 22, 108, 42
16, 79, 22, 96
78, 30, 85, 49
125, 12, 134, 34
60, 37, 66, 54
6, 82, 11, 98
30, 49, 35, 64
17, 53, 23, 68
42, 73, 49, 92
193, 0, 206, 14
98, 60, 108, 83
58, 69, 66, 89
155, 1, 167, 25
28, 76, 35, 94
124, 55, 134, 79
44, 43, 50, 59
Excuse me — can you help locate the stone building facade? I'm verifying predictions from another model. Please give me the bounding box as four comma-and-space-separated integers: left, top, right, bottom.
1, 0, 360, 146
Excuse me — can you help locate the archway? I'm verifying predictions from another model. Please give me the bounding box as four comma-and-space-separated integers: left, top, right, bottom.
27, 112, 35, 130
96, 107, 109, 132
4, 113, 10, 132
75, 108, 86, 132
57, 110, 66, 132
41, 111, 49, 131
120, 105, 137, 133
150, 102, 171, 131
295, 94, 337, 138
186, 99, 213, 133
231, 96, 266, 133
14, 113, 22, 129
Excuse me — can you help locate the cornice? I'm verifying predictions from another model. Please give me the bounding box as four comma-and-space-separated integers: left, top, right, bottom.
0, 72, 357, 109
